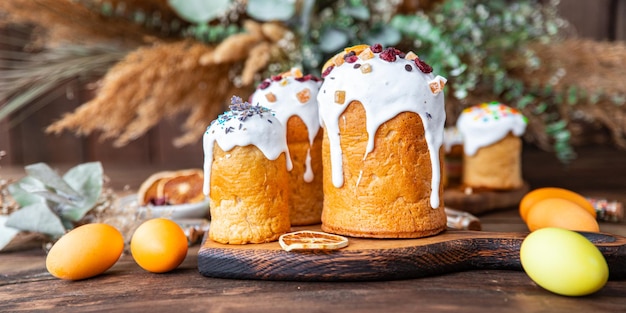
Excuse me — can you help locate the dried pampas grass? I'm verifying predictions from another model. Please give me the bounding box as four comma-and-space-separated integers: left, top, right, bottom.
46, 40, 250, 147
46, 19, 292, 147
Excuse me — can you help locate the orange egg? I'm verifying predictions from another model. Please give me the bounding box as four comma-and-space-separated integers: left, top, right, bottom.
526, 198, 600, 232
130, 218, 188, 273
519, 187, 596, 222
46, 223, 124, 280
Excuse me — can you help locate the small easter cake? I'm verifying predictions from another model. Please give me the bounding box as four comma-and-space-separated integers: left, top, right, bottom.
456, 101, 528, 190
250, 68, 324, 226
203, 96, 292, 244
442, 126, 465, 187
316, 44, 448, 239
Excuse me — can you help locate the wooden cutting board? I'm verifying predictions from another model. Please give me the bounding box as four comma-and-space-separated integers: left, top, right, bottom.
198, 226, 626, 281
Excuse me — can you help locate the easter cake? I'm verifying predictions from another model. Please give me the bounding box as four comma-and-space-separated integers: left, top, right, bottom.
250, 68, 324, 226
316, 44, 448, 239
456, 102, 528, 190
203, 96, 292, 244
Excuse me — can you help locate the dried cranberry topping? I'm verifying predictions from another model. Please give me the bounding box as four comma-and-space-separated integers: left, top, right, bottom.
415, 58, 433, 73
258, 80, 271, 90
322, 65, 335, 78
353, 63, 362, 69
379, 47, 398, 62
370, 43, 383, 53
344, 51, 356, 58
271, 75, 282, 81
344, 55, 358, 63
295, 74, 312, 82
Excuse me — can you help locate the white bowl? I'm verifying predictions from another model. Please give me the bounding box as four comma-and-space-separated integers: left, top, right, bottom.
119, 194, 210, 219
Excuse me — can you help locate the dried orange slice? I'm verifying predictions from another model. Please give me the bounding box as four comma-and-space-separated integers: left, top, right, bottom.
157, 170, 205, 205
137, 169, 205, 206
279, 231, 349, 252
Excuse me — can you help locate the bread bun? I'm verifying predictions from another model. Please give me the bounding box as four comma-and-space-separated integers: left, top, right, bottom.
317, 44, 448, 238
250, 69, 324, 225
203, 96, 292, 244
456, 102, 528, 190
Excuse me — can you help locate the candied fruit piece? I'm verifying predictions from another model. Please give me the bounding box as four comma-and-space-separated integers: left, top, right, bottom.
405, 51, 418, 61
265, 92, 277, 102
296, 88, 311, 103
334, 90, 346, 104
428, 76, 447, 94
291, 68, 303, 78
360, 63, 372, 74
370, 43, 383, 53
358, 48, 374, 60
333, 53, 346, 67
271, 75, 283, 81
280, 79, 288, 86
344, 44, 369, 55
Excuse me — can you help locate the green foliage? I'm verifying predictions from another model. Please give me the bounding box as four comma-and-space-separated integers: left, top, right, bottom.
3, 162, 104, 239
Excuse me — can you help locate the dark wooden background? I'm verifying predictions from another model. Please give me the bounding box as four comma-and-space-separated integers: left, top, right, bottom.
1, 0, 625, 169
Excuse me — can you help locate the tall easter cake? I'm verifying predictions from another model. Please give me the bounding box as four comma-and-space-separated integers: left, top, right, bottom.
203, 96, 292, 244
456, 102, 528, 190
316, 44, 448, 239
250, 68, 324, 226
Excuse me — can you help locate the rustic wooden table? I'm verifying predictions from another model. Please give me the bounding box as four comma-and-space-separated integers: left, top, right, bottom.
1, 146, 625, 312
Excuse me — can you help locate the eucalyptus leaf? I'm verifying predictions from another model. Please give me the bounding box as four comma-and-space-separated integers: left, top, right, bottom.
168, 0, 232, 24
7, 176, 47, 207
60, 162, 103, 221
247, 0, 296, 22
364, 25, 401, 46
340, 5, 370, 21
319, 28, 349, 53
0, 216, 20, 251
6, 203, 66, 238
24, 163, 81, 199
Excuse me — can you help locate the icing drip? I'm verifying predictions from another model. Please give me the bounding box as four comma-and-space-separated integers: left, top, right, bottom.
250, 69, 322, 182
202, 96, 292, 196
456, 102, 528, 156
317, 46, 447, 208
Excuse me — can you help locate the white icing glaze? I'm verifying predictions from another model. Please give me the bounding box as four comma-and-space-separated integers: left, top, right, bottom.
456, 102, 528, 156
443, 126, 464, 152
317, 48, 446, 208
250, 69, 322, 183
202, 97, 292, 196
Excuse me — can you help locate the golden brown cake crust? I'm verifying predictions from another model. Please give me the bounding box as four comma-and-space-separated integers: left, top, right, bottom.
285, 116, 324, 226
462, 133, 523, 190
208, 143, 291, 244
320, 101, 447, 238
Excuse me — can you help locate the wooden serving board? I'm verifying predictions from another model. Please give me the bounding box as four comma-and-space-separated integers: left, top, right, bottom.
198, 226, 626, 282
443, 182, 530, 215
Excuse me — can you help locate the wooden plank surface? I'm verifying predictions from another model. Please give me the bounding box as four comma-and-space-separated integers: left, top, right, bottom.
198, 228, 626, 281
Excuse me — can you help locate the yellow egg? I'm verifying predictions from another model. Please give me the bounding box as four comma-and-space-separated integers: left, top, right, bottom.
130, 218, 188, 273
520, 227, 609, 296
46, 223, 124, 280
